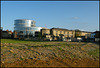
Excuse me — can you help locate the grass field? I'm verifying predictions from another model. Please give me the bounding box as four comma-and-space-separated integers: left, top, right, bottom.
1, 39, 99, 67
1, 39, 43, 43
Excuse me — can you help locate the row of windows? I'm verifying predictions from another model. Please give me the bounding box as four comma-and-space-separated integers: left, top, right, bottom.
56, 33, 71, 35
56, 33, 73, 37
56, 31, 73, 34
15, 20, 35, 25
55, 30, 74, 36
15, 24, 35, 27
17, 31, 35, 35
14, 27, 41, 31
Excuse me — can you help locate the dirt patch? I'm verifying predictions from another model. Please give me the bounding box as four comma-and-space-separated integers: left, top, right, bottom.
1, 41, 99, 67
1, 57, 99, 67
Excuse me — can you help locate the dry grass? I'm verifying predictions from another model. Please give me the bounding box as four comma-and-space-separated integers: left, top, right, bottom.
1, 39, 99, 67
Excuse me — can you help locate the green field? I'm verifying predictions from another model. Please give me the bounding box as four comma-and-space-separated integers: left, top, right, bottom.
1, 39, 42, 43
1, 39, 63, 43
1, 39, 73, 47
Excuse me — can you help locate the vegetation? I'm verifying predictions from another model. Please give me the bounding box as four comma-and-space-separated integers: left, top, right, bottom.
38, 32, 42, 38
58, 47, 63, 51
1, 39, 45, 43
88, 49, 99, 57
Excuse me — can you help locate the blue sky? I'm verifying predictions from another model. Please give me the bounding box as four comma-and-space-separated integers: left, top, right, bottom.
1, 1, 99, 32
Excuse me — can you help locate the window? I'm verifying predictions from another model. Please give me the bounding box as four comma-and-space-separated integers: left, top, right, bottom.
31, 22, 33, 24
64, 31, 65, 34
31, 25, 34, 27
60, 31, 62, 34
67, 32, 69, 37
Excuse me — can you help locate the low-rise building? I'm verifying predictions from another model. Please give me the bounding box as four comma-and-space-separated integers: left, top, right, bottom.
50, 28, 75, 40
13, 31, 18, 38
40, 28, 75, 41
81, 31, 91, 38
0, 27, 3, 39
41, 29, 50, 36
1, 30, 13, 39
91, 32, 95, 38
94, 31, 100, 42
40, 28, 94, 41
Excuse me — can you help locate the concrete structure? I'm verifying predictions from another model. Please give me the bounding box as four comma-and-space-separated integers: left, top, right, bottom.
14, 19, 44, 39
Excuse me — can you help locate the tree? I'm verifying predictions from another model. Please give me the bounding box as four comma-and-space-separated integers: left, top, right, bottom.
38, 32, 42, 39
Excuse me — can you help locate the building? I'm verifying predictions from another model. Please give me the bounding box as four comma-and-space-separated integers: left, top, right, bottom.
50, 28, 75, 37
91, 32, 95, 39
0, 27, 3, 30
1, 31, 9, 38
0, 27, 13, 39
41, 29, 50, 36
81, 31, 91, 38
50, 28, 75, 41
13, 31, 18, 38
94, 31, 99, 38
40, 28, 75, 41
0, 27, 3, 39
94, 31, 100, 42
1, 30, 13, 39
14, 19, 44, 39
40, 28, 94, 41
75, 30, 92, 42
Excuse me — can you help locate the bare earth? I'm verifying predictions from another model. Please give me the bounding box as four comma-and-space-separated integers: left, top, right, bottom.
1, 42, 99, 67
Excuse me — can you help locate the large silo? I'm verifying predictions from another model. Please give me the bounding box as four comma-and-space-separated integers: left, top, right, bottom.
14, 19, 42, 38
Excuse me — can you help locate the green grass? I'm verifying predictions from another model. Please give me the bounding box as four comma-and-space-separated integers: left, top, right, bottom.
1, 39, 71, 47
1, 39, 36, 43
13, 53, 16, 56
1, 39, 64, 43
20, 57, 23, 60
58, 48, 62, 50
88, 49, 99, 57
57, 47, 65, 51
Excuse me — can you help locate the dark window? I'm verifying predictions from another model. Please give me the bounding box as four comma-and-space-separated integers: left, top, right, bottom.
31, 25, 34, 27
31, 22, 33, 24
